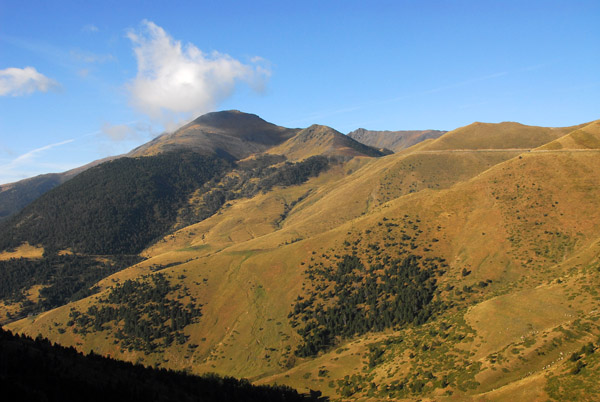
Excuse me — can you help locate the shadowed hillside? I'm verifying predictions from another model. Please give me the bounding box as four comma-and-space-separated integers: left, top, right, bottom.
0, 327, 324, 402
0, 156, 119, 223
0, 152, 231, 255
348, 128, 446, 152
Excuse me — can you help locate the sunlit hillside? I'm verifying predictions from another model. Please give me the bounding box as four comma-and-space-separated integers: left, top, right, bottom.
3, 114, 600, 401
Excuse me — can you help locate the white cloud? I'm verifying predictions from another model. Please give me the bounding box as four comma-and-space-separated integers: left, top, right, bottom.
0, 66, 60, 96
126, 20, 270, 125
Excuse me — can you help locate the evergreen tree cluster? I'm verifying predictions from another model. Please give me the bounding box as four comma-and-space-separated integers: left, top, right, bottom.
291, 254, 444, 357
177, 155, 332, 227
0, 173, 64, 222
0, 328, 326, 402
0, 254, 141, 318
69, 274, 201, 354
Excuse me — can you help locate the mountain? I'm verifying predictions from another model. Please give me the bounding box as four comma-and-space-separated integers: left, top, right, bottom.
0, 111, 296, 225
0, 112, 387, 221
0, 156, 118, 223
268, 124, 391, 160
2, 114, 600, 401
129, 110, 299, 160
347, 128, 446, 152
0, 152, 231, 255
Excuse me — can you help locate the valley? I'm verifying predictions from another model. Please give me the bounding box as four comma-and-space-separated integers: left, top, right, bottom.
1, 111, 599, 401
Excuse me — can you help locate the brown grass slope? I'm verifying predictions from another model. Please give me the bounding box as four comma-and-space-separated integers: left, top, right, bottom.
348, 128, 446, 152
537, 120, 600, 150
267, 124, 389, 161
7, 119, 600, 401
256, 124, 600, 399
129, 110, 299, 159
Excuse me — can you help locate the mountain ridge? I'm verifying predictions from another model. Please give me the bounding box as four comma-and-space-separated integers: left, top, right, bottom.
347, 128, 446, 152
268, 124, 391, 160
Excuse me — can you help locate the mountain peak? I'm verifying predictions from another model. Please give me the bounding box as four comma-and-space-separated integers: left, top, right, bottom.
187, 110, 262, 128
129, 110, 298, 159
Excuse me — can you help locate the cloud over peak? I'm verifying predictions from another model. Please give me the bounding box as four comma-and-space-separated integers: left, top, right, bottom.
0, 66, 60, 96
126, 20, 269, 125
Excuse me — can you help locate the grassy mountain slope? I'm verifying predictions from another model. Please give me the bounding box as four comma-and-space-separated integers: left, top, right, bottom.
422, 121, 587, 150
5, 119, 600, 400
538, 120, 600, 150
348, 128, 446, 152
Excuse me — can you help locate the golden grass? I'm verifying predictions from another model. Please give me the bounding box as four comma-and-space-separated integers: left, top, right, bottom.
538, 120, 600, 150
6, 120, 600, 400
0, 243, 43, 260
423, 121, 587, 151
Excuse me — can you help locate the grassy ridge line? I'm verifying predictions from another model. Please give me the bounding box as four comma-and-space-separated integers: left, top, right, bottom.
421, 121, 588, 151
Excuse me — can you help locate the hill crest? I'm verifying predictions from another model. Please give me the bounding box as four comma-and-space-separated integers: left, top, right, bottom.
422, 121, 587, 151
268, 124, 389, 160
347, 128, 446, 152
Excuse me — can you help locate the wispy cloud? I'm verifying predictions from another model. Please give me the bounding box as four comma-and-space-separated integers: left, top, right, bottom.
70, 49, 115, 64
82, 24, 99, 33
285, 106, 362, 126
126, 20, 270, 127
11, 139, 74, 164
100, 121, 142, 142
421, 72, 508, 95
0, 139, 76, 184
289, 71, 510, 128
0, 66, 60, 96
1, 35, 114, 77
0, 35, 73, 69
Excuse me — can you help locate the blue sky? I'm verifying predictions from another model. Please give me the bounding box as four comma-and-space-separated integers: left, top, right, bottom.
1, 0, 598, 184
